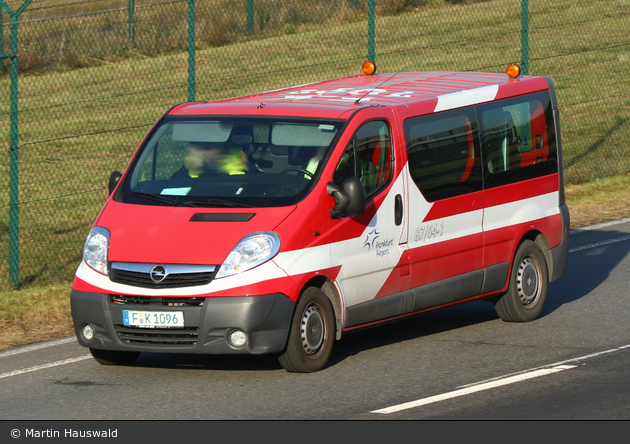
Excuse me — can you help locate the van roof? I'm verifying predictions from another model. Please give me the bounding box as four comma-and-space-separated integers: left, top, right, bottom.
169, 71, 551, 120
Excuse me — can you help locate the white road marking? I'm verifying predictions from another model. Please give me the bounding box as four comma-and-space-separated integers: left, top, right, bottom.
371, 365, 576, 414
0, 337, 77, 359
570, 217, 630, 235
371, 343, 630, 414
569, 234, 630, 253
568, 217, 630, 252
0, 356, 92, 380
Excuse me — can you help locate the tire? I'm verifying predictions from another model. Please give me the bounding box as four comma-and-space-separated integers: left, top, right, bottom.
278, 287, 335, 373
90, 348, 141, 366
494, 239, 549, 322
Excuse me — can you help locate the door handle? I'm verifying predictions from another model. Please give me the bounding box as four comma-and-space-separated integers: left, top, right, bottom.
395, 194, 403, 226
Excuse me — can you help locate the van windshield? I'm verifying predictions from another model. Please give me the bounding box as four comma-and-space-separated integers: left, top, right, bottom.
123, 117, 343, 207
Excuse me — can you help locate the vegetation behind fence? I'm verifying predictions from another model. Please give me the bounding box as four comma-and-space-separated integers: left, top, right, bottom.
1, 0, 629, 290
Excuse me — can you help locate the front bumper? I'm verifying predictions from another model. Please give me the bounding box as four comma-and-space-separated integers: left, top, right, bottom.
71, 290, 295, 355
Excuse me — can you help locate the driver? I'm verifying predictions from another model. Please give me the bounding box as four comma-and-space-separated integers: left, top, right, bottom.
303, 146, 326, 179
173, 142, 249, 178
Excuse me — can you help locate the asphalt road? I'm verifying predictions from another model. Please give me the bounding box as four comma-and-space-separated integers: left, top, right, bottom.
2, 218, 630, 422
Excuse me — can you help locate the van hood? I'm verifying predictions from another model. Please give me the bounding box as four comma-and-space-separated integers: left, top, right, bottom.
95, 200, 296, 265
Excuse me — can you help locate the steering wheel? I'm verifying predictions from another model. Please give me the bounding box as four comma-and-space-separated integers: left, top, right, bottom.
280, 167, 314, 179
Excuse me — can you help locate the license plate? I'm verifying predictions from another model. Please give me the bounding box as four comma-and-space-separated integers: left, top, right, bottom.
123, 310, 184, 328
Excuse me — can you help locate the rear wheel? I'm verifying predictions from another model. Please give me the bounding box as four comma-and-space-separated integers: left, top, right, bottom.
278, 287, 335, 373
494, 239, 548, 322
90, 348, 140, 366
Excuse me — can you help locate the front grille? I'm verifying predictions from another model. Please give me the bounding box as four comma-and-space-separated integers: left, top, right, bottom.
109, 262, 216, 289
114, 325, 199, 347
110, 295, 204, 307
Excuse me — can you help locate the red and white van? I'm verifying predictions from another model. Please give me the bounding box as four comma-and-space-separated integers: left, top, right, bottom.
71, 63, 570, 372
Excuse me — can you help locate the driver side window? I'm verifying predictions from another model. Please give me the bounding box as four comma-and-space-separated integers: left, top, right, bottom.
333, 120, 392, 200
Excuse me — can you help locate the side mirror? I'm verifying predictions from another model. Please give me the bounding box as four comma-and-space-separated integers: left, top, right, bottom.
108, 171, 123, 195
327, 178, 365, 219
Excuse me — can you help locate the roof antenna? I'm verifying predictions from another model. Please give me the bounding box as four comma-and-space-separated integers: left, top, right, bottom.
354, 69, 400, 105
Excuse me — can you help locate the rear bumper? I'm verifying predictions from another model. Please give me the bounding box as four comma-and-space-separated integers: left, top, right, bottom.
71, 290, 295, 355
550, 202, 570, 282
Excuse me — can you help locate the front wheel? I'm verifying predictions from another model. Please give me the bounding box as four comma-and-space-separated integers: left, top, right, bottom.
494, 239, 549, 322
278, 287, 335, 373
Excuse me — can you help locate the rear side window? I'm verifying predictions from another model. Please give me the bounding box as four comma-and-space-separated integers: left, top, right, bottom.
478, 91, 557, 188
404, 108, 482, 201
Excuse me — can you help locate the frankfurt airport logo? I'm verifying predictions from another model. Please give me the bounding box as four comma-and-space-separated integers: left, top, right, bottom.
363, 228, 394, 258
363, 228, 380, 250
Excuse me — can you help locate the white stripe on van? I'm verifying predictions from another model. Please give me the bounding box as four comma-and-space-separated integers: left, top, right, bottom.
434, 84, 499, 113
76, 174, 558, 302
483, 191, 560, 232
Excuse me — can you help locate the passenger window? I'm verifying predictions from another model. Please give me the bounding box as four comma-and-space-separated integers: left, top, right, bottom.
333, 120, 393, 200
136, 140, 189, 183
478, 91, 557, 188
404, 108, 482, 201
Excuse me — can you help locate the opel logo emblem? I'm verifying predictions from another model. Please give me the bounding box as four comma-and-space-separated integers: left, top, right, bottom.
150, 265, 167, 283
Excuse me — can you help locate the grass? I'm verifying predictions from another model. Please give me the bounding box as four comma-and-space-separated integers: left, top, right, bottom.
0, 283, 74, 351
1, 0, 629, 348
4, 0, 462, 75
564, 174, 630, 229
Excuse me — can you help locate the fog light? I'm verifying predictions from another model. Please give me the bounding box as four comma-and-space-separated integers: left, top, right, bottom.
82, 324, 95, 342
228, 329, 247, 348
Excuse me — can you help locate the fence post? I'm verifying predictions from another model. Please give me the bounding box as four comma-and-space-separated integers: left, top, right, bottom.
247, 0, 254, 33
1, 6, 4, 72
2, 0, 32, 288
367, 0, 375, 63
128, 0, 136, 47
188, 0, 196, 101
521, 0, 529, 75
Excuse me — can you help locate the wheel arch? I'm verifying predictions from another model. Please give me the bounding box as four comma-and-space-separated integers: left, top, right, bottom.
520, 230, 553, 283
300, 276, 343, 341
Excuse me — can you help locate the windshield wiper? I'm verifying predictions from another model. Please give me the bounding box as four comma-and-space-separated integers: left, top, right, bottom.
123, 191, 195, 207
124, 192, 252, 208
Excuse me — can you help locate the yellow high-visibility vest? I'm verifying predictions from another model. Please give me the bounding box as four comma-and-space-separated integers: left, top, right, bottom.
220, 148, 249, 175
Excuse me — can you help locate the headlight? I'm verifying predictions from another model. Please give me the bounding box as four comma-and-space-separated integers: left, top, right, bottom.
83, 227, 110, 275
216, 232, 281, 279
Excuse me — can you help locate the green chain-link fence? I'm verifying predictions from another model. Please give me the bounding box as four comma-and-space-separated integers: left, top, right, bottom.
2, 0, 629, 289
